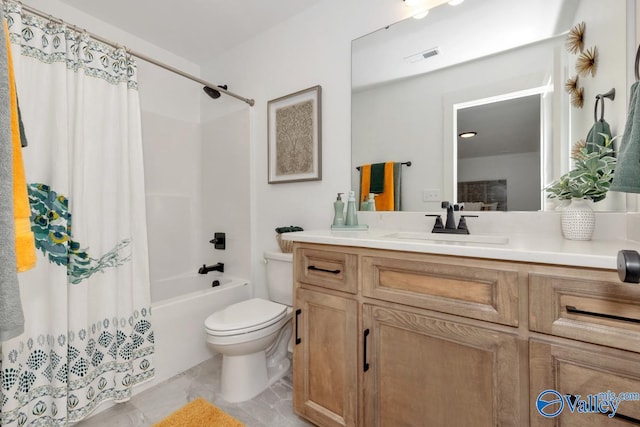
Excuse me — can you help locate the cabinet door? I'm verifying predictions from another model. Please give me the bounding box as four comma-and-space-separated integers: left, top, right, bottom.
530, 338, 640, 426
293, 287, 358, 427
363, 304, 523, 427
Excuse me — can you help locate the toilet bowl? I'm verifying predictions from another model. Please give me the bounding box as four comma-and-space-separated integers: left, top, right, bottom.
204, 251, 293, 403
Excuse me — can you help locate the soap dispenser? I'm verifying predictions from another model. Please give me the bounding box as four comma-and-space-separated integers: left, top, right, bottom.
367, 193, 376, 211
332, 193, 345, 226
345, 190, 358, 226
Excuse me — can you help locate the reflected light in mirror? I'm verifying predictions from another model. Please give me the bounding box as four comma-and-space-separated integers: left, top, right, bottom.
458, 131, 477, 139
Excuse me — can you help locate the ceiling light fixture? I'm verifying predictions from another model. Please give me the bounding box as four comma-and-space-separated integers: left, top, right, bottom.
458, 131, 477, 138
403, 0, 430, 19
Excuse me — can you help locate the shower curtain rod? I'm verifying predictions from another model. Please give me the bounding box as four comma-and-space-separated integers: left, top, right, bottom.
14, 2, 256, 107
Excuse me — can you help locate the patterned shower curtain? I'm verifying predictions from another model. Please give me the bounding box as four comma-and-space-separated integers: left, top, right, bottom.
0, 3, 154, 426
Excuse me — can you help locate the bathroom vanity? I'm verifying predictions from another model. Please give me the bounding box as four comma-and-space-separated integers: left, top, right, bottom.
287, 229, 640, 426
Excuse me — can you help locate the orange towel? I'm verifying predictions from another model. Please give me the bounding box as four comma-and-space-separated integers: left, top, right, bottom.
5, 21, 35, 272
360, 162, 395, 211
360, 164, 371, 205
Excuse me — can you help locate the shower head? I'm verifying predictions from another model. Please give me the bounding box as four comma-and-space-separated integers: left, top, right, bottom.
203, 85, 228, 99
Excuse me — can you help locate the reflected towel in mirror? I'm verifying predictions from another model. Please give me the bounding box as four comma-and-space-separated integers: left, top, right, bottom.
359, 162, 402, 211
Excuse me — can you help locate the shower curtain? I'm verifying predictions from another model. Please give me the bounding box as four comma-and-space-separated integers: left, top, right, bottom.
0, 4, 154, 426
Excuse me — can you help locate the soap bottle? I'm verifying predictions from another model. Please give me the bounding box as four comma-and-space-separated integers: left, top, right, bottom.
332, 193, 345, 226
345, 190, 358, 226
367, 193, 376, 211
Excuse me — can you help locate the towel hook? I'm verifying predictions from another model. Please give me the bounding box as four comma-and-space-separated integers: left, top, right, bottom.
594, 88, 615, 122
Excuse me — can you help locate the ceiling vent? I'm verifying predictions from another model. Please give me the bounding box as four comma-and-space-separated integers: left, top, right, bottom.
404, 47, 440, 63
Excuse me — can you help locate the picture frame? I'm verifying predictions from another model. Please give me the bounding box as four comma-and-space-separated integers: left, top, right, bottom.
268, 85, 322, 183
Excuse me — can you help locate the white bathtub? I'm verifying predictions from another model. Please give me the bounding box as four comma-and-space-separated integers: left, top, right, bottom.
144, 274, 252, 389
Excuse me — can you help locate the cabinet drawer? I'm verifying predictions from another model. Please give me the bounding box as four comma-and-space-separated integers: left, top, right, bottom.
529, 270, 640, 353
295, 246, 358, 294
530, 338, 640, 426
362, 252, 520, 326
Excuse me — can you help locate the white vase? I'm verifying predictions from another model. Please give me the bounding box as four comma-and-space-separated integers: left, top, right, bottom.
561, 198, 595, 241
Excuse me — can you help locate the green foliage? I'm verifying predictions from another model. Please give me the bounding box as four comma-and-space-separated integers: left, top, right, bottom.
545, 134, 617, 202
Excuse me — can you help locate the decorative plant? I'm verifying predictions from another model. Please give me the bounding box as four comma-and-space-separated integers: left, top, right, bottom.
545, 134, 617, 202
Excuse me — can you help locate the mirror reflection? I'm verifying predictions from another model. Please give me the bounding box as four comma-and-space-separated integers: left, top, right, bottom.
456, 92, 542, 211
351, 0, 629, 212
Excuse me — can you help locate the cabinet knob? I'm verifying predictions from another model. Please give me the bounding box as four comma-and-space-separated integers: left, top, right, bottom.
617, 250, 640, 283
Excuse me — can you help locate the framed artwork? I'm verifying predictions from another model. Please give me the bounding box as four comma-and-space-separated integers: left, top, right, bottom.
268, 85, 322, 183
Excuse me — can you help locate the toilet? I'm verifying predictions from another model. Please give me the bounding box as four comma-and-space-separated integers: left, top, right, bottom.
204, 251, 293, 402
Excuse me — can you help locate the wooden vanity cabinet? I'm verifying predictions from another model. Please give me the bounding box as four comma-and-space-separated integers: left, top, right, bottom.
292, 243, 524, 426
292, 242, 640, 427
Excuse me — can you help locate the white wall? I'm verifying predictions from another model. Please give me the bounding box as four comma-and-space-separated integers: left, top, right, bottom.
568, 0, 628, 212
199, 107, 252, 278
201, 0, 410, 298
569, 0, 627, 143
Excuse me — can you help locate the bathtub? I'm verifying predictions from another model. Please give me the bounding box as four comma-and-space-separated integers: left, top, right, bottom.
142, 274, 252, 390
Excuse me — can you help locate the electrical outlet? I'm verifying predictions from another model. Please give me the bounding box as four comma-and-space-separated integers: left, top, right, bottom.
423, 189, 440, 202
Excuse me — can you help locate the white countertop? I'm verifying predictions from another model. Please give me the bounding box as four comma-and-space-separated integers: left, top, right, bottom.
282, 228, 640, 270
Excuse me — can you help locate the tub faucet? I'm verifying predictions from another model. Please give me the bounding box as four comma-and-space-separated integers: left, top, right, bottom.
198, 262, 224, 274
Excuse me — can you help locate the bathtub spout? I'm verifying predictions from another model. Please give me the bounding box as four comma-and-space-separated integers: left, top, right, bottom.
198, 262, 224, 274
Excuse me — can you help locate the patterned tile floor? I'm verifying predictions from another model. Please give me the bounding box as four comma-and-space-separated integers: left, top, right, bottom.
75, 354, 313, 427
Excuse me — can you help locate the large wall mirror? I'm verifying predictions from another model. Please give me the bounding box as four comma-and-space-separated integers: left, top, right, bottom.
351, 0, 633, 212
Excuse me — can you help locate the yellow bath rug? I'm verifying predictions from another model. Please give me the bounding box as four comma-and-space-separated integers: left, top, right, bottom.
152, 398, 245, 427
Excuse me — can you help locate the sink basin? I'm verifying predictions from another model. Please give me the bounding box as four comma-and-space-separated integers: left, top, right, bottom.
383, 231, 509, 245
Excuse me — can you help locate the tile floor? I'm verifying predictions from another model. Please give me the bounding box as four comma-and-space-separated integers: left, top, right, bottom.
75, 354, 313, 427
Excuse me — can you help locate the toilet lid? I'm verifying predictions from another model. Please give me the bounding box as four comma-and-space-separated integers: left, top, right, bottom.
205, 298, 287, 335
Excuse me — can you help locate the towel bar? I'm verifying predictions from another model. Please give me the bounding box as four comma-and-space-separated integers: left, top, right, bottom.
356, 161, 411, 171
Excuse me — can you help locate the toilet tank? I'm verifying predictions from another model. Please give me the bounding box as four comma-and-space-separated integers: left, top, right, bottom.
264, 251, 293, 306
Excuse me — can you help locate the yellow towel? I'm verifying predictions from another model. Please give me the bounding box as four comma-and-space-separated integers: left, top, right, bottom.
360, 162, 396, 210
360, 164, 371, 205
5, 21, 36, 272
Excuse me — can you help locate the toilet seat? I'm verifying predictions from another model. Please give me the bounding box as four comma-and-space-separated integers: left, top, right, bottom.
205, 298, 288, 336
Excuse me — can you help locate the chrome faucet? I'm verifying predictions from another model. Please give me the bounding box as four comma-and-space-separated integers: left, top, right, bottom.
198, 262, 224, 274
426, 201, 477, 234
